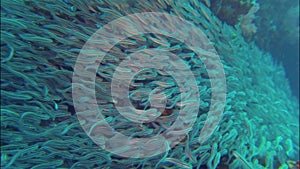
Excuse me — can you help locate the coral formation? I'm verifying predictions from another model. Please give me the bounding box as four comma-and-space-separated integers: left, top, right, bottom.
209, 0, 255, 25
240, 3, 260, 38
1, 0, 299, 168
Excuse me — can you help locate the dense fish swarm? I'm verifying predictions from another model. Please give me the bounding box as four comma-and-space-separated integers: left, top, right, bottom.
1, 0, 299, 168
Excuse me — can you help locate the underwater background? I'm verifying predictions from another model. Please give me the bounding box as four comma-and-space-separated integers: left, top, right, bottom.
1, 0, 299, 169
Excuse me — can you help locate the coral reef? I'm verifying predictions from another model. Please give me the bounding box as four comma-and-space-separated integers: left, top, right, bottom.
1, 0, 299, 168
240, 3, 260, 38
208, 0, 255, 25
